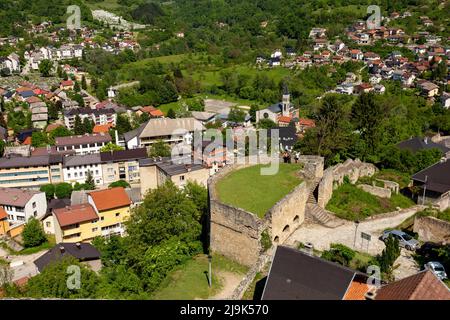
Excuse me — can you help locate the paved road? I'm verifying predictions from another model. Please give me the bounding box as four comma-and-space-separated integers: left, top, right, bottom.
4, 251, 48, 281
287, 209, 419, 256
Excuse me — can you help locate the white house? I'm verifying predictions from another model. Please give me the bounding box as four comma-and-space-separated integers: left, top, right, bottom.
0, 188, 47, 223
62, 154, 104, 185
55, 133, 112, 155
442, 93, 450, 109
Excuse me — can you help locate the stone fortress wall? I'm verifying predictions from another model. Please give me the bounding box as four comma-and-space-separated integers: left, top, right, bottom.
208, 158, 314, 267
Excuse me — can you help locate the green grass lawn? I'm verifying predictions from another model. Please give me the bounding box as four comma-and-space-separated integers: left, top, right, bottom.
151, 254, 248, 300
216, 163, 303, 218
326, 183, 415, 221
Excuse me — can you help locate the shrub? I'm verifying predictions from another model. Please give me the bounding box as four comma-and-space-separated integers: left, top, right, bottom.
321, 243, 356, 267
260, 230, 272, 252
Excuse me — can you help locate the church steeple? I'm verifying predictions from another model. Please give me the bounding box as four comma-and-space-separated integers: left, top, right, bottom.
282, 84, 290, 117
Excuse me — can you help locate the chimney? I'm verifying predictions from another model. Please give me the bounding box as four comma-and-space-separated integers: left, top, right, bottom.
59, 246, 65, 253
424, 137, 428, 144
75, 242, 81, 249
364, 290, 377, 300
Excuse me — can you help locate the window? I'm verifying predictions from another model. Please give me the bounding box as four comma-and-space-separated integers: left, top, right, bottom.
46, 221, 51, 228
92, 227, 98, 232
33, 211, 37, 217
180, 175, 185, 181
115, 213, 120, 217
101, 217, 104, 221
32, 202, 36, 208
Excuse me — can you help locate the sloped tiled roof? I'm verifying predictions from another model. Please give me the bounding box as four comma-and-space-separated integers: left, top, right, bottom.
88, 187, 131, 211
375, 270, 450, 300
0, 206, 7, 220
53, 204, 98, 227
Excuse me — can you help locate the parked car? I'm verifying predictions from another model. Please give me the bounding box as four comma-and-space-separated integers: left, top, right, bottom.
424, 261, 448, 280
381, 230, 419, 251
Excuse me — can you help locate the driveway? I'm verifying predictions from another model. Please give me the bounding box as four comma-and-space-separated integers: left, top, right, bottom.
287, 209, 419, 256
5, 251, 48, 281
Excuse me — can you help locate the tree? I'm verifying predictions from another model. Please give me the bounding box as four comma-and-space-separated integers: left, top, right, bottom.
73, 115, 85, 135
184, 181, 208, 221
83, 117, 94, 134
40, 184, 55, 200
25, 257, 99, 299
38, 59, 53, 77
376, 234, 401, 280
55, 183, 73, 199
227, 107, 246, 123
81, 75, 87, 90
31, 131, 48, 147
257, 118, 277, 129
84, 170, 96, 190
249, 104, 259, 122
116, 114, 132, 134
125, 181, 201, 247
22, 217, 47, 248
148, 140, 171, 157
167, 108, 176, 119
0, 140, 5, 157
100, 143, 124, 152
351, 93, 386, 156
49, 126, 72, 140
108, 180, 131, 189
74, 81, 81, 92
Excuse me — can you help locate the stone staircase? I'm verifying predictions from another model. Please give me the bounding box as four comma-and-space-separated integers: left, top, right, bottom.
306, 177, 321, 205
306, 203, 345, 228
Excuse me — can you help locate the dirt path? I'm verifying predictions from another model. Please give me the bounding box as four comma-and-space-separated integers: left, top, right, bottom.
210, 271, 243, 300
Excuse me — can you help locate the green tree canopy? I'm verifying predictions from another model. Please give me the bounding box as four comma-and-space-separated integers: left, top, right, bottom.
148, 140, 171, 158
22, 217, 47, 248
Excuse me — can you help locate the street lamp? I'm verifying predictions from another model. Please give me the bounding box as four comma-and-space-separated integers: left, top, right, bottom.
208, 254, 212, 288
353, 220, 360, 249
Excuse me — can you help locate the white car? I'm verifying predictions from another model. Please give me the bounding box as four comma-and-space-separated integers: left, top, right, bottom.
424, 261, 447, 280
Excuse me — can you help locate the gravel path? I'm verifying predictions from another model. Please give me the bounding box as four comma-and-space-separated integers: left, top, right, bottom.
287, 209, 419, 256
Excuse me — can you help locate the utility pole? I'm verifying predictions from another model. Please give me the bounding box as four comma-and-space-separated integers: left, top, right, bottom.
353, 220, 360, 249
208, 254, 212, 288
422, 175, 428, 205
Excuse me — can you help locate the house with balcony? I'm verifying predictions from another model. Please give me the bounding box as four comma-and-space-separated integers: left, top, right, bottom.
55, 133, 112, 155
64, 107, 117, 130
122, 117, 205, 149
87, 187, 132, 238
62, 154, 104, 186
99, 148, 147, 186
0, 154, 63, 188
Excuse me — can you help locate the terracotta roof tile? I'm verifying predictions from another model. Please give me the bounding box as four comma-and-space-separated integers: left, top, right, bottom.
0, 206, 7, 220
344, 280, 370, 300
88, 187, 131, 211
92, 124, 113, 133
376, 270, 450, 300
53, 204, 98, 227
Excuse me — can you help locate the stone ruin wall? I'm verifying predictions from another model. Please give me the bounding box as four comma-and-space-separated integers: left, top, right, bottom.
317, 159, 378, 208
208, 160, 309, 267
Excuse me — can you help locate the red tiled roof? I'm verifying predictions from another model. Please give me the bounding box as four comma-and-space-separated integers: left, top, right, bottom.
344, 281, 370, 300
0, 207, 7, 220
299, 118, 316, 127
34, 89, 49, 95
53, 204, 98, 228
149, 109, 164, 117
26, 96, 41, 104
23, 136, 32, 145
45, 123, 64, 133
60, 80, 74, 87
88, 187, 131, 211
14, 276, 30, 287
140, 106, 156, 113
93, 124, 113, 133
278, 116, 292, 123
375, 270, 450, 300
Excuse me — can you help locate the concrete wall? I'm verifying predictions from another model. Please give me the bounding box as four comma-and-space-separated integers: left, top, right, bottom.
357, 184, 392, 198
414, 216, 450, 243
139, 165, 159, 196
